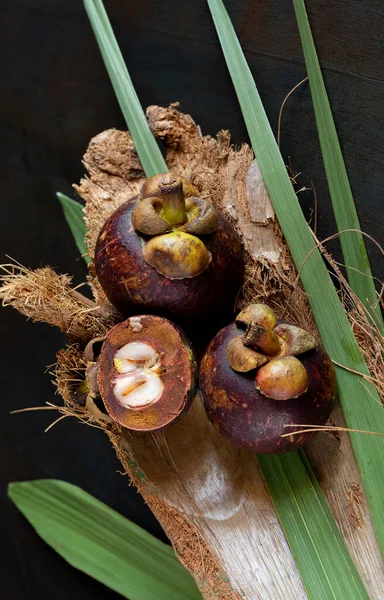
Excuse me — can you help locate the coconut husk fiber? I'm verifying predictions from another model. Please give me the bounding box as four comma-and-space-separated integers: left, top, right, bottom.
1, 104, 383, 599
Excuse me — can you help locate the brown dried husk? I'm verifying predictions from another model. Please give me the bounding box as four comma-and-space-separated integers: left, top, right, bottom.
1, 104, 383, 599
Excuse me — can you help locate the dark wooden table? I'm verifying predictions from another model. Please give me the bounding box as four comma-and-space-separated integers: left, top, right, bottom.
1, 1, 383, 598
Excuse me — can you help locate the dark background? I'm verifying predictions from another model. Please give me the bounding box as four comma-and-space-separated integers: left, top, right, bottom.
1, 1, 383, 598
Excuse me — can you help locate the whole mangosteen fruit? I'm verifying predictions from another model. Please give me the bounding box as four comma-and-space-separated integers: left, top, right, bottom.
97, 314, 197, 431
94, 173, 243, 319
199, 304, 336, 453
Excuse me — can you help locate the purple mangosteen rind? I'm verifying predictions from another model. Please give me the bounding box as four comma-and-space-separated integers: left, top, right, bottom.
94, 197, 243, 318
199, 322, 336, 454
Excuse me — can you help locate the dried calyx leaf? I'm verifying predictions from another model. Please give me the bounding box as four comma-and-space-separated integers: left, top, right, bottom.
132, 172, 219, 237
236, 303, 277, 330
82, 337, 110, 418
84, 336, 106, 363
131, 173, 220, 279
131, 197, 172, 235
85, 362, 100, 398
243, 324, 282, 356
181, 197, 218, 235
141, 173, 198, 200
134, 173, 186, 230
274, 323, 316, 357
227, 336, 268, 372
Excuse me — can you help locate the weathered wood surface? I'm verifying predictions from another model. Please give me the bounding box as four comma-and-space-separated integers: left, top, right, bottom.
225, 161, 281, 266
124, 400, 308, 600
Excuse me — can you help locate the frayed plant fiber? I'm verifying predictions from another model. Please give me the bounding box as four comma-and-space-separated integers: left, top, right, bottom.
0, 263, 116, 343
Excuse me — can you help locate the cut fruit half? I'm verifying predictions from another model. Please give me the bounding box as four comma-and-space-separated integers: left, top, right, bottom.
98, 315, 197, 431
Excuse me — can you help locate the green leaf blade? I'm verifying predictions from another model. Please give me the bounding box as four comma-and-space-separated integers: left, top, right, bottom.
57, 192, 90, 264
83, 0, 167, 178
259, 452, 369, 600
9, 480, 200, 600
292, 0, 382, 332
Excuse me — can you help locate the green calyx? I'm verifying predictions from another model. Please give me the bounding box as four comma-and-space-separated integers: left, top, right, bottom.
132, 173, 218, 279
133, 173, 218, 235
228, 304, 317, 401
143, 231, 212, 280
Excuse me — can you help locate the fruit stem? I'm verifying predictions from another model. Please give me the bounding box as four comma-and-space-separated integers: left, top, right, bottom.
160, 178, 187, 227
244, 324, 281, 356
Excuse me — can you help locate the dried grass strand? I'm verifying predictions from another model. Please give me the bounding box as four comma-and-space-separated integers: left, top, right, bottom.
277, 76, 308, 148
0, 263, 117, 343
282, 424, 384, 438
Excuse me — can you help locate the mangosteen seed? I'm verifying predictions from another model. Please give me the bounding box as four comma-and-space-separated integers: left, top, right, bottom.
113, 342, 164, 408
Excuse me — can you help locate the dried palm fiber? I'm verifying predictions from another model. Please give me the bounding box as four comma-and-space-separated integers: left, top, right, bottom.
1, 104, 383, 599
0, 264, 116, 341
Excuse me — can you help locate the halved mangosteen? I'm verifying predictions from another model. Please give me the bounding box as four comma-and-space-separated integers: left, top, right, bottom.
199, 304, 337, 453
94, 173, 243, 319
97, 315, 197, 431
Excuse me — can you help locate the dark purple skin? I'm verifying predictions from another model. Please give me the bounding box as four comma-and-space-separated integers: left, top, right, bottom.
199, 323, 337, 454
94, 197, 244, 319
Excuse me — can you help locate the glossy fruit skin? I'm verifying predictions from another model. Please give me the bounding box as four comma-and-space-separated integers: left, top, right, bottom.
199, 322, 336, 453
94, 197, 243, 318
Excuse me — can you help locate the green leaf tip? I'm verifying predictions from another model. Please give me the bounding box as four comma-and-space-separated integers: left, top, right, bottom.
9, 479, 200, 600
56, 192, 90, 264
258, 452, 369, 599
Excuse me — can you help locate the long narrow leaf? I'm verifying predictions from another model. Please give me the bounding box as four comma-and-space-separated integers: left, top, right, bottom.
8, 480, 200, 600
258, 453, 368, 599
207, 0, 384, 568
57, 192, 90, 264
292, 0, 382, 332
83, 0, 167, 177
